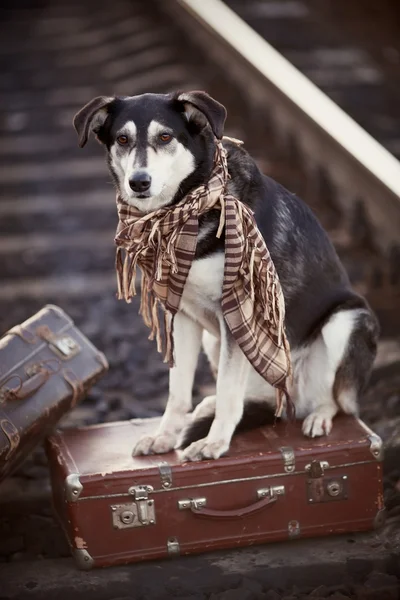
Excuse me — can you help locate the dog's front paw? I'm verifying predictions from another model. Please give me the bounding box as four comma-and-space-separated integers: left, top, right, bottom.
302, 410, 333, 438
181, 437, 229, 462
132, 432, 177, 456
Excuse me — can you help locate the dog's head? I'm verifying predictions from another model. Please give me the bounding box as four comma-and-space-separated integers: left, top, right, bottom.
73, 91, 227, 212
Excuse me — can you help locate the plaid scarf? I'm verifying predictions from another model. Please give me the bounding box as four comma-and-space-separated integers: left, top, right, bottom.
115, 138, 293, 417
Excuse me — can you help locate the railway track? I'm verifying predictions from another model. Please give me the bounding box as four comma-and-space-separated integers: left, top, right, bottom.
0, 0, 399, 597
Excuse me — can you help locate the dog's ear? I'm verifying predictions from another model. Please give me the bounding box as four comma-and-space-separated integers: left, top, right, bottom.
73, 96, 114, 147
175, 91, 227, 139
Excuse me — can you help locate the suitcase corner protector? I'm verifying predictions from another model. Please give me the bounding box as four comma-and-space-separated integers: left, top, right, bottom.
43, 304, 65, 316
65, 473, 83, 502
96, 351, 109, 371
368, 433, 384, 461
73, 548, 94, 570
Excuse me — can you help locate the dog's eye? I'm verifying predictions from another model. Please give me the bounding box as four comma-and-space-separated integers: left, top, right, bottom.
117, 135, 128, 146
159, 133, 172, 143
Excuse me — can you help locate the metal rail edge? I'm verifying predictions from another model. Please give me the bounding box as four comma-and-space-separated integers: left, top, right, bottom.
162, 0, 400, 256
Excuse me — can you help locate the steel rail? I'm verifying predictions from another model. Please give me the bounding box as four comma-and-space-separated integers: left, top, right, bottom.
165, 0, 400, 255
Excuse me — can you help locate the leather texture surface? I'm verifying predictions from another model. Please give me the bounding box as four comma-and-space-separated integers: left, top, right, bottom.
0, 305, 108, 481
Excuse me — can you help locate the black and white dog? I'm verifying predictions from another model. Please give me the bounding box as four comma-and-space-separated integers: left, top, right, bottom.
74, 91, 379, 461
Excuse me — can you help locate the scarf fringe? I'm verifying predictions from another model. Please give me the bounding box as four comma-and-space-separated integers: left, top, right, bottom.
216, 195, 225, 238
116, 248, 137, 302
274, 386, 295, 420
163, 310, 174, 367
137, 270, 175, 366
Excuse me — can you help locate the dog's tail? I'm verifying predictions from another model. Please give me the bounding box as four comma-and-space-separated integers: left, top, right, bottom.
179, 400, 277, 449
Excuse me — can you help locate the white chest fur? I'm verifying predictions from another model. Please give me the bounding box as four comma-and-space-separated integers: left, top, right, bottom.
180, 253, 224, 335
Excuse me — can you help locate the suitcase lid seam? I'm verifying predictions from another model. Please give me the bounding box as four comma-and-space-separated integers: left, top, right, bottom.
70, 458, 380, 501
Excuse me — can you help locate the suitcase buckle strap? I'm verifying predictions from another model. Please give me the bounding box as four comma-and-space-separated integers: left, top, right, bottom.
36, 326, 81, 360
62, 369, 84, 407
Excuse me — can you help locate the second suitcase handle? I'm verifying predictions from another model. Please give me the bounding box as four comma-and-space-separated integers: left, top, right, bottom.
179, 486, 284, 520
2, 360, 60, 402
13, 369, 50, 400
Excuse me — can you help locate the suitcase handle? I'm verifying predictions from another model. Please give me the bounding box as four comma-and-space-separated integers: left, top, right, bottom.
2, 360, 60, 402
12, 369, 50, 400
190, 493, 277, 520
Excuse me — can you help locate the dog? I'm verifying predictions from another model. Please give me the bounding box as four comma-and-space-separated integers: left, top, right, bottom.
74, 90, 379, 461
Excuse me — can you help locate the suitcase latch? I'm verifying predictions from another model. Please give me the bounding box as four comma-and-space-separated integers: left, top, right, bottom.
279, 446, 295, 473
111, 485, 155, 529
305, 460, 329, 477
50, 335, 80, 359
37, 326, 81, 360
306, 460, 348, 503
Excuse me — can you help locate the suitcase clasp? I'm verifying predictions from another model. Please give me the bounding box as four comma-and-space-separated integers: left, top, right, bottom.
305, 460, 329, 477
178, 497, 207, 511
305, 460, 348, 504
279, 446, 295, 473
111, 485, 156, 529
37, 326, 81, 360
257, 485, 285, 499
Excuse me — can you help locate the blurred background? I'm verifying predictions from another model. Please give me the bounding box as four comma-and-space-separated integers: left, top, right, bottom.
0, 0, 399, 571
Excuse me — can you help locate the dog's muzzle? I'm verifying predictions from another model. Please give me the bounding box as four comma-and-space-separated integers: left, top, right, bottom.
129, 171, 151, 194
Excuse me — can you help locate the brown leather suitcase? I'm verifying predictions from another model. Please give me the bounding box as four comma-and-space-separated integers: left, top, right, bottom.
0, 305, 108, 481
46, 415, 385, 570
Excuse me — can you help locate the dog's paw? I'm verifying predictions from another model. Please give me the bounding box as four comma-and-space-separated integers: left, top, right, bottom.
132, 432, 177, 456
181, 437, 229, 462
302, 410, 333, 438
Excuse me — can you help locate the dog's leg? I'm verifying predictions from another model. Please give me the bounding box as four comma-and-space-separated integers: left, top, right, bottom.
202, 330, 220, 379
184, 362, 277, 430
132, 311, 202, 455
176, 331, 219, 436
191, 395, 217, 420
333, 308, 378, 414
298, 308, 376, 437
182, 322, 250, 461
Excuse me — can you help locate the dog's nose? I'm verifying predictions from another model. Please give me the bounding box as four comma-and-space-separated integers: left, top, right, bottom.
129, 171, 152, 193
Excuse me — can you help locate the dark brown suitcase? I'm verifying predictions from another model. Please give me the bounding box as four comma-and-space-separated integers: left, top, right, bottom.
0, 304, 108, 481
46, 415, 385, 570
